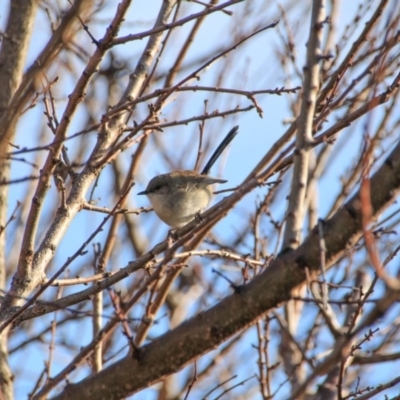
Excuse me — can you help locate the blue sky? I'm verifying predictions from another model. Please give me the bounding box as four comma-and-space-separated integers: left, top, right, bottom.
2, 0, 400, 398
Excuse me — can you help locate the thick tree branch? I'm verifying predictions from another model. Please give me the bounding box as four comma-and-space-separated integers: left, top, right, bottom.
52, 134, 400, 399
0, 1, 40, 398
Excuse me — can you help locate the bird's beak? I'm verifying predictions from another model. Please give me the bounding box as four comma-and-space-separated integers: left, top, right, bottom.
137, 190, 148, 195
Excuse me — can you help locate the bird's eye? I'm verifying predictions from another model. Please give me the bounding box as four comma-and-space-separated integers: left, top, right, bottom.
152, 185, 162, 192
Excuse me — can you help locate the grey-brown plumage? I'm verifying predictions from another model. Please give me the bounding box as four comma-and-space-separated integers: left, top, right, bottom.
138, 126, 239, 227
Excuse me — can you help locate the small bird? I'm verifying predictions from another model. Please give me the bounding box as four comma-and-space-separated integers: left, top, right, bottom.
138, 126, 239, 227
